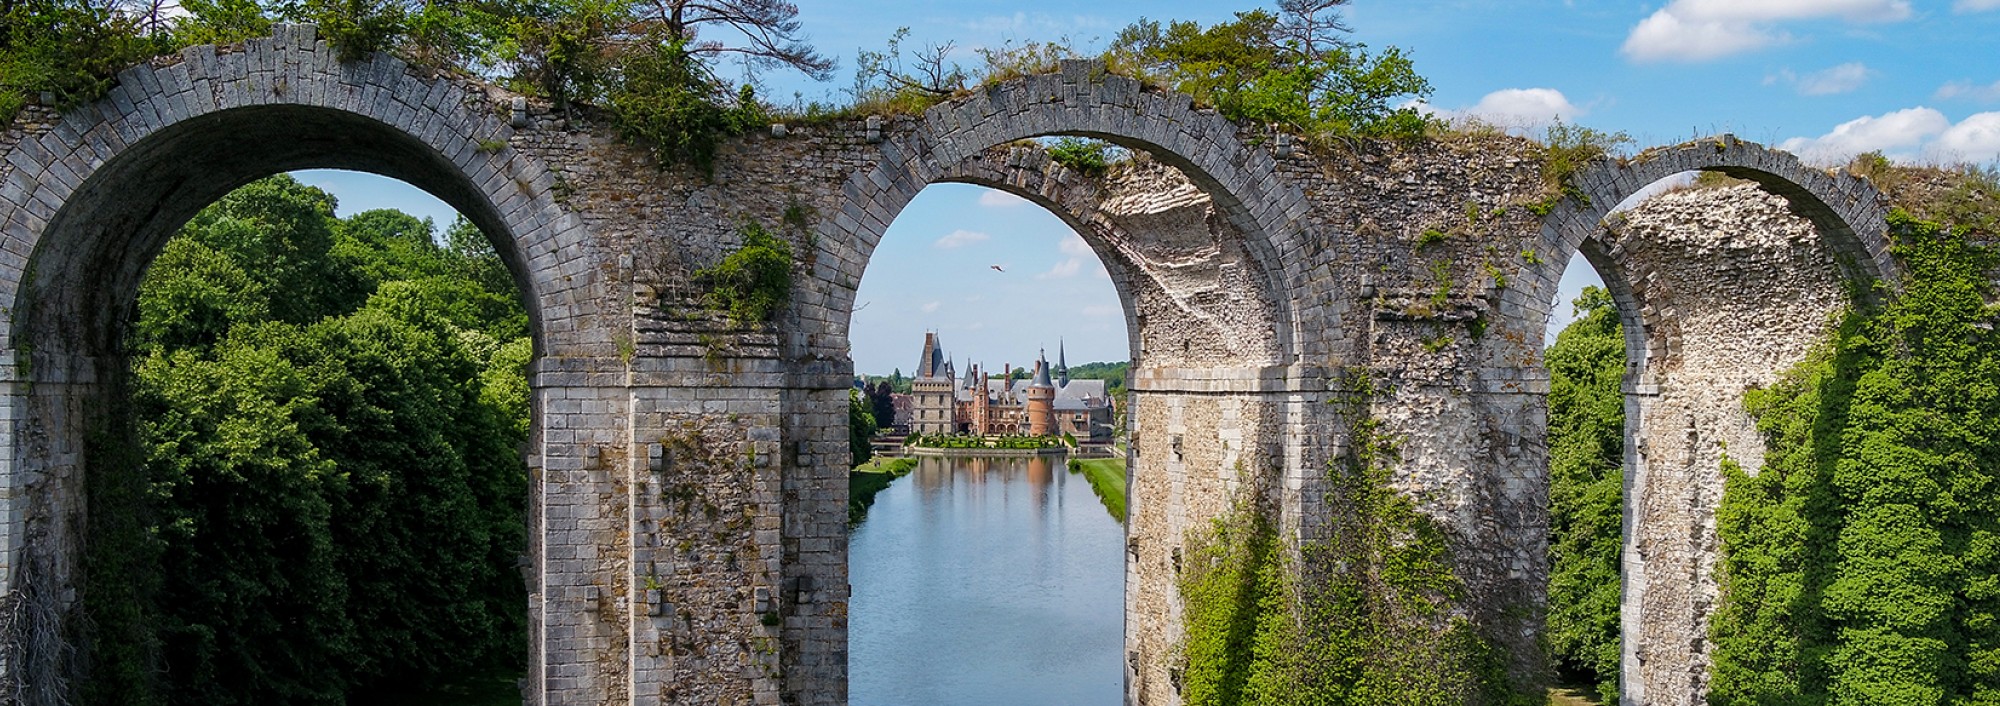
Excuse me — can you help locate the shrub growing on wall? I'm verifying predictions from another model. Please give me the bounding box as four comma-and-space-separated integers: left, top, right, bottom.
693, 220, 793, 325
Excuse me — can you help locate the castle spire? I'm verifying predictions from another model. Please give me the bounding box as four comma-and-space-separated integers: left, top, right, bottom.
1057, 339, 1070, 386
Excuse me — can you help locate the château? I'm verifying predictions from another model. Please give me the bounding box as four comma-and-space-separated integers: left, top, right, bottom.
906, 332, 1115, 442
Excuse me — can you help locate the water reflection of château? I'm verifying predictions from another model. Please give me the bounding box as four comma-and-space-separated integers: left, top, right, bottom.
908, 455, 1062, 520
902, 332, 1114, 442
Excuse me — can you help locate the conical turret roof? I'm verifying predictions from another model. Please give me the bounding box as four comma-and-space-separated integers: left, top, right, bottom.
1057, 339, 1070, 386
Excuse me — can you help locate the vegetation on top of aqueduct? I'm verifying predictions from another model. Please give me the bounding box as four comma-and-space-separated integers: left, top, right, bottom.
1, 0, 1443, 172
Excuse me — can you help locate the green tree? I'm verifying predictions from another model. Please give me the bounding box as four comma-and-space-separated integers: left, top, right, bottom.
131, 237, 272, 354
135, 328, 354, 706
849, 387, 877, 467
1107, 1, 1431, 140
608, 32, 766, 173
1543, 286, 1626, 702
177, 175, 366, 323
0, 0, 166, 118
89, 175, 534, 705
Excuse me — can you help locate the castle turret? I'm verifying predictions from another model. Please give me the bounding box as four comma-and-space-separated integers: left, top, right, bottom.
1027, 350, 1057, 437
910, 332, 956, 435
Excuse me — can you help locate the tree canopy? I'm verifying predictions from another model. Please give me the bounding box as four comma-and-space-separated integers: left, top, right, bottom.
1543, 286, 1627, 703
87, 174, 533, 705
1107, 1, 1431, 140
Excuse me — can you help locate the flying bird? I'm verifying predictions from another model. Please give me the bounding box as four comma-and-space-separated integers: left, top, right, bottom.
990, 264, 1005, 273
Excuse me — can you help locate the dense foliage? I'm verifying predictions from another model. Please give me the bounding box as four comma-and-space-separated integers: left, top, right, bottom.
1046, 137, 1113, 175
1177, 377, 1527, 706
1708, 209, 2000, 705
848, 388, 876, 467
1542, 287, 1627, 702
85, 175, 531, 705
1106, 0, 1431, 141
0, 0, 168, 117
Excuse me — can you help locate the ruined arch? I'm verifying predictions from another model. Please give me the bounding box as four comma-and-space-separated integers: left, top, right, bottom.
810, 60, 1310, 370
1509, 136, 1895, 339
0, 25, 603, 702
1500, 138, 1894, 706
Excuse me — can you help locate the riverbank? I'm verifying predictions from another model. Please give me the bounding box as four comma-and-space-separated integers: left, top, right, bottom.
1067, 457, 1127, 522
907, 445, 1069, 458
849, 456, 918, 525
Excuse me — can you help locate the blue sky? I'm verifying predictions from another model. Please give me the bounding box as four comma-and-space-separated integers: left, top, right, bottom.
299, 1, 2000, 375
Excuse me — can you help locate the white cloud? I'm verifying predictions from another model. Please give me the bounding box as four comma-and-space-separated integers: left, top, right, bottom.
1794, 62, 1875, 95
1468, 88, 1583, 128
1937, 79, 2000, 102
1048, 236, 1112, 280
1040, 258, 1088, 276
1956, 0, 2000, 11
1415, 88, 1583, 132
1621, 0, 1912, 63
978, 190, 1027, 208
920, 301, 942, 313
1780, 107, 1949, 162
1779, 107, 2000, 165
1058, 233, 1094, 258
1932, 113, 2000, 163
934, 229, 990, 249
1038, 233, 1110, 280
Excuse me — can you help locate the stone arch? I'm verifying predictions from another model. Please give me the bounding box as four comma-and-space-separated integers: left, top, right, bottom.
0, 24, 601, 700
924, 144, 1287, 372
809, 60, 1311, 368
924, 144, 1151, 366
1507, 135, 1894, 341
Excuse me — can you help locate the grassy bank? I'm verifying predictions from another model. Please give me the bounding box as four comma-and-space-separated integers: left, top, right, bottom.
1068, 457, 1127, 523
849, 457, 918, 526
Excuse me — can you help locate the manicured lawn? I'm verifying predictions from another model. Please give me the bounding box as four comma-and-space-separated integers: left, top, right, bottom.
1067, 457, 1127, 523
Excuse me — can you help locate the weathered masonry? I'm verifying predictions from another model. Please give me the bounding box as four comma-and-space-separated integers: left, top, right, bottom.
0, 27, 1897, 706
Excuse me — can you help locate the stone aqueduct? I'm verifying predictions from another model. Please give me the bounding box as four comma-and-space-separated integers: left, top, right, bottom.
0, 27, 1897, 706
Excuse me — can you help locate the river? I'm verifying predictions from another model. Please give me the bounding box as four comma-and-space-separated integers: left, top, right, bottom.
848, 454, 1125, 706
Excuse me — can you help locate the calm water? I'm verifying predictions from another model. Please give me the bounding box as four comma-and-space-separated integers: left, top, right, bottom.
849, 454, 1125, 706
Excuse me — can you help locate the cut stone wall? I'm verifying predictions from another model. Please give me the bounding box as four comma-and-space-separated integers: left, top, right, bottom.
0, 27, 1897, 706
